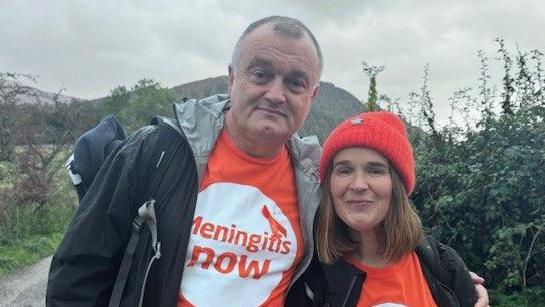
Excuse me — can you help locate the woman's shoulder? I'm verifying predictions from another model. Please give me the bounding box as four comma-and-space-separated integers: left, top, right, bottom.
416, 234, 469, 271
416, 234, 478, 307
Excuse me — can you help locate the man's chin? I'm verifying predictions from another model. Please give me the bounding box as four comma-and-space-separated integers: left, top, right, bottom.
255, 126, 292, 143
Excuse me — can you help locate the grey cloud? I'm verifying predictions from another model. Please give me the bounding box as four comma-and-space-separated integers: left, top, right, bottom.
1, 0, 544, 123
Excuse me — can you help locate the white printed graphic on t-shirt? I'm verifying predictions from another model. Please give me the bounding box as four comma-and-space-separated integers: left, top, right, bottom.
180, 182, 297, 306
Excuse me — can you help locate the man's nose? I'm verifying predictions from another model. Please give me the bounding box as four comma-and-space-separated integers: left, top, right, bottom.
264, 78, 286, 104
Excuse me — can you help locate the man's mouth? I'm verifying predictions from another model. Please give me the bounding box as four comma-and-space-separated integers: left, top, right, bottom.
256, 106, 286, 117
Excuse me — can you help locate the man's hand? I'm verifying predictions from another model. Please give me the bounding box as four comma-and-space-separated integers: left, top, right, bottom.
470, 271, 489, 307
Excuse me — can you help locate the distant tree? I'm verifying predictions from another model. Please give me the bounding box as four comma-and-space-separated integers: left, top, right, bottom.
102, 85, 130, 116
0, 72, 35, 161
362, 61, 385, 111
496, 38, 515, 115
99, 78, 176, 131
123, 79, 174, 130
405, 64, 440, 147
12, 90, 84, 210
0, 71, 87, 210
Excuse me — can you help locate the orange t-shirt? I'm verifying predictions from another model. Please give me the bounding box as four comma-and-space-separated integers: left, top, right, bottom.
344, 252, 437, 307
178, 129, 304, 306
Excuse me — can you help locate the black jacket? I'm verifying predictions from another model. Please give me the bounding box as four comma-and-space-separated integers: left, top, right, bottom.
47, 125, 199, 306
47, 95, 323, 306
287, 235, 477, 307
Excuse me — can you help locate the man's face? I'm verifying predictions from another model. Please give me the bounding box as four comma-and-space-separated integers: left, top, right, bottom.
227, 24, 320, 148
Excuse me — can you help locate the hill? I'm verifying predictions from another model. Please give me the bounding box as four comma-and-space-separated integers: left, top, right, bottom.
172, 76, 363, 142
12, 76, 364, 142
6, 82, 82, 105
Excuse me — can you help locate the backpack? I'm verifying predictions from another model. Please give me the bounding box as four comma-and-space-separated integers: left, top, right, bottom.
64, 114, 186, 307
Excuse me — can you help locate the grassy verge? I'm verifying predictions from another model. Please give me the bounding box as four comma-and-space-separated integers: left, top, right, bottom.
0, 232, 64, 278
0, 198, 74, 278
0, 151, 76, 278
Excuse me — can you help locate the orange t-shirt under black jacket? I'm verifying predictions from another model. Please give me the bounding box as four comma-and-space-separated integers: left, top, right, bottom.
286, 234, 478, 307
48, 96, 321, 307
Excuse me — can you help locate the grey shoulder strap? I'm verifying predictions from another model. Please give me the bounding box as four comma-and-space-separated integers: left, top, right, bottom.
108, 201, 162, 307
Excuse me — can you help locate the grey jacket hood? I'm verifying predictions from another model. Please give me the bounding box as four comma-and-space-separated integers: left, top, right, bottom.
173, 94, 321, 183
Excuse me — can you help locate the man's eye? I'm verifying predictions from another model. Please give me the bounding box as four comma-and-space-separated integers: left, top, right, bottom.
254, 71, 265, 79
287, 79, 306, 91
251, 69, 271, 83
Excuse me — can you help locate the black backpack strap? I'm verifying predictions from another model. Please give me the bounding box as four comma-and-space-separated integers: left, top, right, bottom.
416, 235, 445, 280
108, 116, 186, 307
416, 234, 458, 306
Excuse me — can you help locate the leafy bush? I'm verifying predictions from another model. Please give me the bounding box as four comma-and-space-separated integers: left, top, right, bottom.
0, 162, 76, 245
405, 40, 545, 293
0, 151, 76, 276
490, 287, 545, 306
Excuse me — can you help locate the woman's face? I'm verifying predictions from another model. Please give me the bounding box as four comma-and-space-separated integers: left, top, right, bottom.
329, 147, 392, 235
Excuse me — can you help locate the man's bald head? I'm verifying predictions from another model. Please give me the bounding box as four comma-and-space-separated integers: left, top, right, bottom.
231, 16, 323, 77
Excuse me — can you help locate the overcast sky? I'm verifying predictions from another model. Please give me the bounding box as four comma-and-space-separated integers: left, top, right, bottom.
1, 0, 544, 123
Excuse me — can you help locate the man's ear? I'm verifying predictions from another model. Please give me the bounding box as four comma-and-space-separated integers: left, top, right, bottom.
311, 85, 319, 100
228, 65, 235, 96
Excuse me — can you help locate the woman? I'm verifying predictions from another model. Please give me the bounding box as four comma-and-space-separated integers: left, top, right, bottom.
297, 111, 477, 306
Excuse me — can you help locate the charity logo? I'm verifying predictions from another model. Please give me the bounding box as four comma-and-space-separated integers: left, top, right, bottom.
180, 182, 297, 306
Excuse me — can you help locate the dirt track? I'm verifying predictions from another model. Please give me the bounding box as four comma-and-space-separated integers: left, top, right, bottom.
0, 256, 50, 307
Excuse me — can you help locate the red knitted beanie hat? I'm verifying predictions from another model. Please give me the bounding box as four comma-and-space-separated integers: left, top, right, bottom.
320, 111, 415, 195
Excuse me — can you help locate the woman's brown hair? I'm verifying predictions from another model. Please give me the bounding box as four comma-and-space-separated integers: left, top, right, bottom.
315, 163, 422, 264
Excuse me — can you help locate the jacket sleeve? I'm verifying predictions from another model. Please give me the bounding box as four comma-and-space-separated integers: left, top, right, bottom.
438, 242, 478, 307
286, 255, 329, 307
46, 127, 156, 306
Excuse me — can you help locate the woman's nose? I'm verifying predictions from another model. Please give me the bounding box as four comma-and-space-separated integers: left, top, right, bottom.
349, 173, 369, 191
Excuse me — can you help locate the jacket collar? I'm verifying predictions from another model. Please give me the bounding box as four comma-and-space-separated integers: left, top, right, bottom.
173, 95, 320, 183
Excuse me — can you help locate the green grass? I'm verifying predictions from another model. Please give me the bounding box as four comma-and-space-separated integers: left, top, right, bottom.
0, 232, 64, 278
0, 198, 74, 278
0, 149, 76, 278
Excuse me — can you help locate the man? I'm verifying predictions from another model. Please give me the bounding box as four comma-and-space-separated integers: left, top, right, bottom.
47, 16, 488, 306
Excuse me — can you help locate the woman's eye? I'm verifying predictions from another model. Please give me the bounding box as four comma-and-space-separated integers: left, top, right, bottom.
368, 168, 386, 176
335, 167, 352, 175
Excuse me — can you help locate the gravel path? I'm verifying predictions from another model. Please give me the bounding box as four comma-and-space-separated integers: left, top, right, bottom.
0, 256, 51, 307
